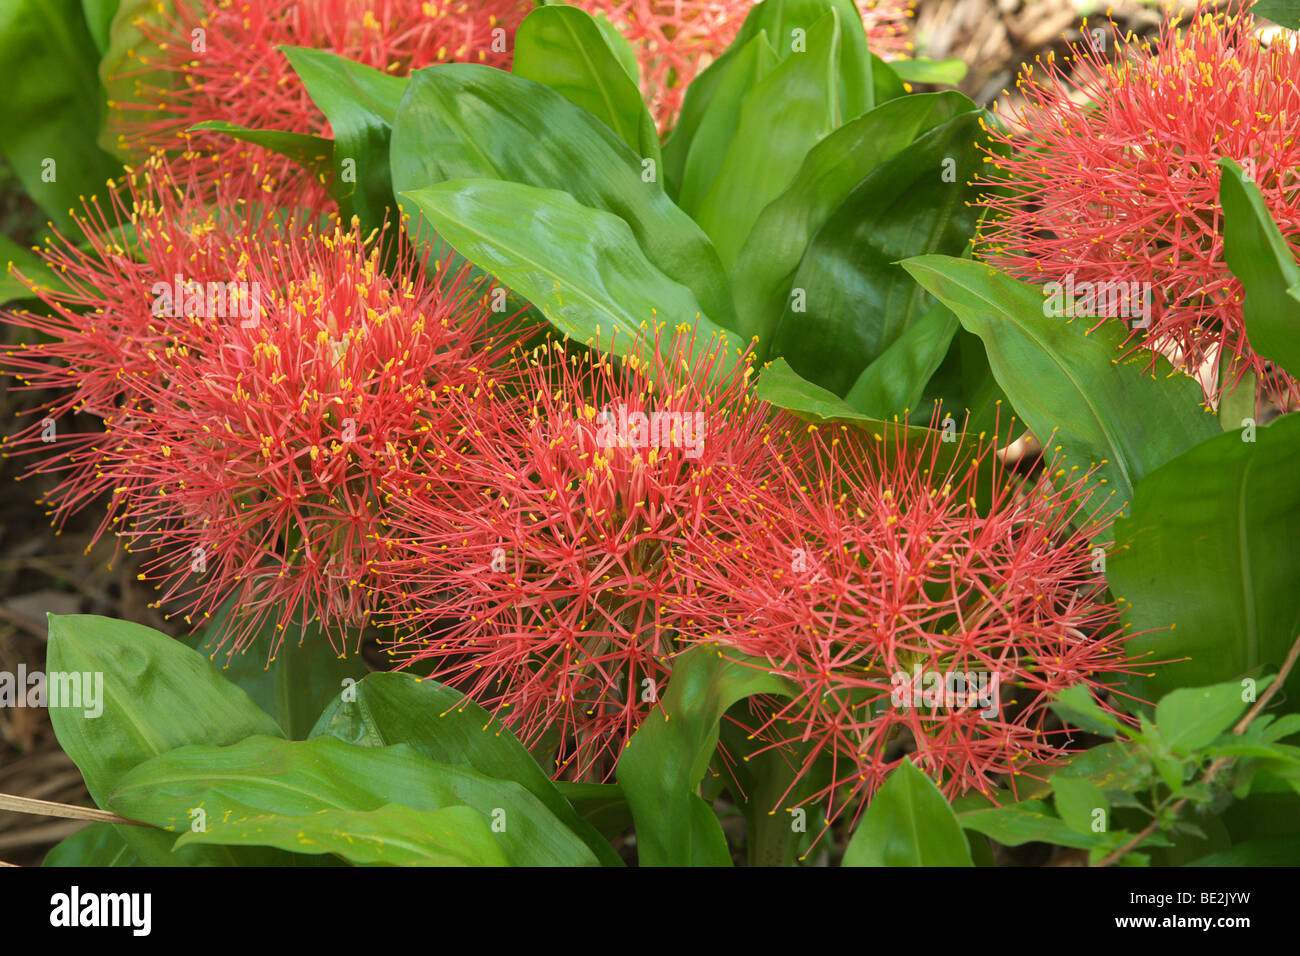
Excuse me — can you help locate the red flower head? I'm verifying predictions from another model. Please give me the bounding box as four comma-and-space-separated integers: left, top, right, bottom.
4, 168, 523, 656
572, 0, 914, 130
2, 156, 285, 535
378, 331, 794, 780
109, 0, 531, 202
673, 415, 1138, 832
976, 7, 1300, 404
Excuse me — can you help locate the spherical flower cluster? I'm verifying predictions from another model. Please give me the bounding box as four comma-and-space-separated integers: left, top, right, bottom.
976, 9, 1300, 403
109, 0, 530, 202
3, 161, 522, 656
378, 333, 795, 780
673, 418, 1136, 826
573, 0, 914, 130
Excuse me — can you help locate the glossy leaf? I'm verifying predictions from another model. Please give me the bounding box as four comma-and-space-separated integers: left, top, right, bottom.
958, 801, 1114, 851
675, 31, 779, 216
1156, 681, 1255, 754
0, 0, 122, 229
903, 256, 1219, 526
617, 646, 795, 867
890, 57, 968, 86
513, 6, 659, 164
389, 64, 737, 330
1219, 158, 1300, 379
310, 671, 621, 866
843, 299, 959, 416
282, 46, 407, 229
400, 179, 734, 363
189, 608, 368, 741
177, 801, 508, 866
1109, 414, 1300, 703
842, 759, 973, 866
108, 735, 601, 867
693, 9, 843, 268
45, 615, 292, 865
770, 112, 988, 395
190, 121, 332, 180
43, 823, 140, 867
732, 91, 974, 349
1050, 774, 1109, 836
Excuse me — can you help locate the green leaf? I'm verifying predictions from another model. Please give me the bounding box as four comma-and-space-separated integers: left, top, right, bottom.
1218, 348, 1258, 431
178, 801, 508, 866
1248, 0, 1300, 28
770, 112, 989, 395
513, 6, 660, 166
843, 299, 959, 416
692, 9, 843, 268
732, 91, 975, 351
107, 735, 601, 867
389, 64, 737, 331
903, 256, 1219, 528
310, 671, 622, 866
43, 823, 140, 866
1190, 834, 1300, 866
1108, 412, 1300, 703
890, 57, 968, 86
189, 609, 368, 741
281, 46, 408, 230
0, 0, 122, 229
675, 31, 779, 216
958, 800, 1113, 850
589, 11, 639, 83
1050, 774, 1109, 836
1156, 681, 1255, 754
45, 614, 291, 865
190, 121, 332, 181
81, 0, 119, 54
842, 759, 973, 866
553, 782, 632, 843
1218, 158, 1300, 379
617, 646, 796, 866
1050, 684, 1122, 738
400, 179, 735, 364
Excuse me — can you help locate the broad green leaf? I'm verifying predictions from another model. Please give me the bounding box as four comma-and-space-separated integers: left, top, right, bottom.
1, 234, 71, 304
590, 11, 639, 82
190, 121, 332, 181
769, 112, 988, 396
400, 179, 735, 364
553, 782, 633, 843
890, 57, 968, 86
1156, 681, 1256, 754
617, 646, 796, 867
107, 735, 601, 867
1050, 684, 1122, 738
390, 64, 737, 330
177, 801, 508, 866
676, 31, 779, 216
81, 0, 119, 53
843, 299, 959, 416
0, 0, 122, 229
1218, 158, 1300, 379
958, 800, 1114, 850
842, 759, 973, 866
43, 823, 140, 866
310, 671, 622, 866
870, 52, 907, 102
513, 6, 660, 165
693, 9, 843, 269
190, 607, 368, 741
920, 328, 1009, 439
281, 46, 408, 230
1108, 413, 1300, 703
903, 256, 1219, 527
45, 615, 295, 865
732, 91, 974, 350
1050, 774, 1109, 836
1251, 0, 1300, 24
